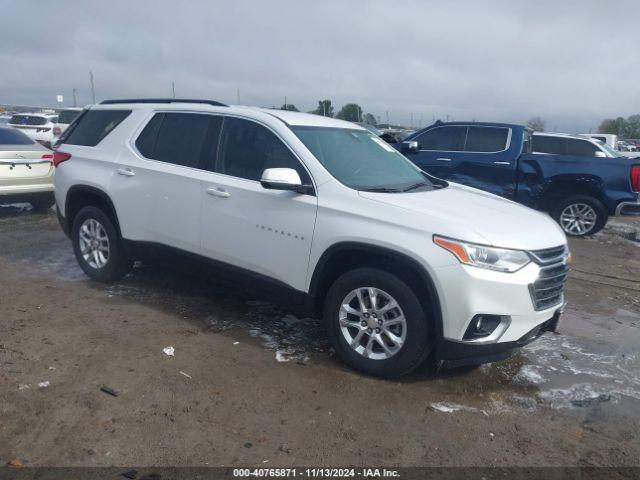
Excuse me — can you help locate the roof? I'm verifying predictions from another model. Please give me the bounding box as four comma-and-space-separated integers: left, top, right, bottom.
93, 98, 364, 130
533, 132, 596, 140
258, 109, 364, 129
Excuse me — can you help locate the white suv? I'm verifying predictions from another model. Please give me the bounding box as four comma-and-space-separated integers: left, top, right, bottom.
53, 99, 569, 378
9, 113, 58, 148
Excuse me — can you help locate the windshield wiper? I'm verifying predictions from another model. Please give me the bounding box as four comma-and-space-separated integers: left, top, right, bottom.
401, 182, 431, 192
359, 187, 402, 193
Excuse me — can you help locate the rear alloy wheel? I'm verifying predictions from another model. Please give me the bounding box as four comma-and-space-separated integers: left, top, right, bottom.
560, 203, 597, 235
325, 268, 432, 378
552, 195, 608, 237
72, 206, 132, 282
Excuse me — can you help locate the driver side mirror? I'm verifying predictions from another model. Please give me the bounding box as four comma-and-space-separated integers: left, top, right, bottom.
260, 168, 313, 195
401, 141, 419, 153
594, 151, 606, 158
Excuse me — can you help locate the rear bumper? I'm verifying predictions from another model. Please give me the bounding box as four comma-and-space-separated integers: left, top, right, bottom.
615, 195, 640, 216
436, 308, 562, 368
0, 190, 54, 204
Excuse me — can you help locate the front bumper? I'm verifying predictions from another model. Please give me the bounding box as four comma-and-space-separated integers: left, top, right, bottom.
615, 195, 640, 216
436, 308, 563, 368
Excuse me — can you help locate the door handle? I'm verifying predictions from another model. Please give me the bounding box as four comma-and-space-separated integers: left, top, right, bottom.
117, 168, 135, 177
436, 157, 452, 162
493, 161, 511, 165
206, 187, 231, 198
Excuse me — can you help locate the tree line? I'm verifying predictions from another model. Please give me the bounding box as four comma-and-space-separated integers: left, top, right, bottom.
279, 99, 377, 125
598, 115, 640, 139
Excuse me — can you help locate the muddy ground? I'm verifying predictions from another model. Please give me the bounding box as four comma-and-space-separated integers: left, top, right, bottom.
0, 206, 638, 467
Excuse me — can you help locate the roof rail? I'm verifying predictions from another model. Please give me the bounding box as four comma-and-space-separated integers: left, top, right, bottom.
99, 98, 228, 107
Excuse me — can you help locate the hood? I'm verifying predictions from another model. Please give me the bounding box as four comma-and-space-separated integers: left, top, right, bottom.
358, 183, 566, 251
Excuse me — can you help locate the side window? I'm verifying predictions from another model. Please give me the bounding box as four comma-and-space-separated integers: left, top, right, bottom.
465, 127, 509, 152
566, 139, 600, 157
414, 126, 466, 151
64, 110, 131, 146
217, 117, 310, 183
532, 136, 566, 155
136, 113, 222, 170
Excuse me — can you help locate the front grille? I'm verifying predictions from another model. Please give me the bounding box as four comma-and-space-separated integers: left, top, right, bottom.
529, 245, 569, 311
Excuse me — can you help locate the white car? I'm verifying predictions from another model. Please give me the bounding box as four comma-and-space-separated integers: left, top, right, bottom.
0, 127, 55, 210
8, 113, 58, 148
53, 99, 568, 378
52, 107, 83, 144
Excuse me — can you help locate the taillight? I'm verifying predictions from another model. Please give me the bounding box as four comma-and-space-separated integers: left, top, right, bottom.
53, 126, 61, 136
41, 153, 54, 160
632, 166, 640, 192
53, 151, 71, 167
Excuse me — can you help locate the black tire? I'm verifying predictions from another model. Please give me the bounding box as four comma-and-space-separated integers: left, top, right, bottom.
324, 268, 432, 378
551, 194, 608, 237
29, 193, 55, 212
71, 206, 131, 282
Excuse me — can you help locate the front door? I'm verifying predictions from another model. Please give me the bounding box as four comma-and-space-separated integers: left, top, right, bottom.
200, 116, 318, 290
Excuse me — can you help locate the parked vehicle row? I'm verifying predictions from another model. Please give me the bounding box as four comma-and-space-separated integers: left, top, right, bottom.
52, 99, 568, 378
4, 108, 83, 149
397, 121, 640, 236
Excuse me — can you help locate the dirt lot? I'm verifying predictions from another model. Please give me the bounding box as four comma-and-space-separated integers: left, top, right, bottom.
0, 206, 639, 468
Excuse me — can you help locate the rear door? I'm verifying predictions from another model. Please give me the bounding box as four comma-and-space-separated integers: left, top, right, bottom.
403, 125, 466, 179
452, 125, 515, 197
115, 111, 222, 252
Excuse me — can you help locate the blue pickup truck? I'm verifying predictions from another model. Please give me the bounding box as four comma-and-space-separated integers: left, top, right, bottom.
397, 121, 640, 236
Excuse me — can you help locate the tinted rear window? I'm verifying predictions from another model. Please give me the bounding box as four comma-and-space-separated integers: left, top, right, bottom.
64, 110, 131, 146
465, 127, 509, 152
0, 127, 35, 145
10, 115, 48, 126
532, 136, 565, 155
135, 112, 222, 169
58, 109, 81, 124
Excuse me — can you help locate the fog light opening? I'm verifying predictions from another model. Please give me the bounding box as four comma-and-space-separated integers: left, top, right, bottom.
463, 314, 511, 342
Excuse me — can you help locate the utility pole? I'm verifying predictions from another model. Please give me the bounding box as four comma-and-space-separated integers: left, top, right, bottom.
72, 88, 77, 107
322, 101, 326, 117
171, 81, 176, 98
89, 71, 96, 104
411, 113, 414, 128
236, 88, 241, 105
385, 111, 390, 128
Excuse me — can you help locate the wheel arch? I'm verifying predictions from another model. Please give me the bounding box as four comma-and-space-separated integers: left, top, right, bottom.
64, 185, 121, 237
308, 242, 443, 338
539, 177, 608, 212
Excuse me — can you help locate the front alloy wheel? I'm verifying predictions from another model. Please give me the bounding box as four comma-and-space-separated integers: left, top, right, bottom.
324, 268, 432, 378
339, 287, 407, 360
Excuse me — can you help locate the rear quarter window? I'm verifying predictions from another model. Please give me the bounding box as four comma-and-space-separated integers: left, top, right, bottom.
63, 110, 131, 146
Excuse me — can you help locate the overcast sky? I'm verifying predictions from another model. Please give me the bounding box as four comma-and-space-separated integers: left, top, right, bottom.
2, 0, 639, 132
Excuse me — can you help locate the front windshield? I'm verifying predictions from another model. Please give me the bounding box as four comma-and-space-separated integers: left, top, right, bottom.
292, 126, 440, 192
599, 142, 625, 158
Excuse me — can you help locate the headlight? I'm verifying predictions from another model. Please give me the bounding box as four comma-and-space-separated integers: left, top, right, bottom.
433, 236, 530, 273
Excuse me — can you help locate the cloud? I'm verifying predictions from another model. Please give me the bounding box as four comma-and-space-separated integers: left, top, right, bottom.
1, 0, 638, 132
